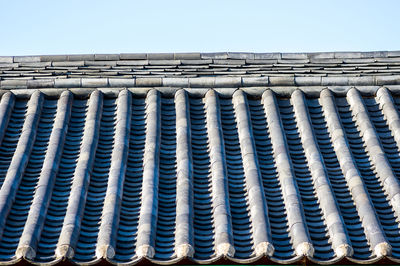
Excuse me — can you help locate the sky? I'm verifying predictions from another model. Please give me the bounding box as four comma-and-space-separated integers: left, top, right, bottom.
0, 0, 399, 55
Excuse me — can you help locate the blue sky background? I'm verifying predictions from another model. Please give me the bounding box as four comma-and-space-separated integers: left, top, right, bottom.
1, 0, 399, 55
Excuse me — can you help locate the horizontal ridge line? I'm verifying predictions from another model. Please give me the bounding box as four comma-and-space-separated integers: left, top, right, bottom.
1, 75, 400, 89
2, 50, 399, 63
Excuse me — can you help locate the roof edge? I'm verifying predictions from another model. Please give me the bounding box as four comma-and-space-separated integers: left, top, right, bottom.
1, 50, 400, 63
1, 75, 399, 90
3, 85, 400, 99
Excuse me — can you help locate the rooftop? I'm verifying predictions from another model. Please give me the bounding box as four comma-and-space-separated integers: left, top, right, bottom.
0, 51, 399, 265
1, 51, 400, 92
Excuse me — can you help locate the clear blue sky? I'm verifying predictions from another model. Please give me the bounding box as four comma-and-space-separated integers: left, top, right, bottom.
1, 0, 399, 55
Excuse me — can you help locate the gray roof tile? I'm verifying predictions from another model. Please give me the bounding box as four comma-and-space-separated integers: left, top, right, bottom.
67, 54, 95, 61
254, 53, 281, 60
120, 53, 147, 60
40, 55, 68, 62
173, 53, 201, 60
387, 51, 400, 57
0, 57, 13, 64
147, 53, 174, 60
148, 60, 181, 66
94, 54, 120, 61
227, 52, 255, 60
281, 52, 308, 60
201, 52, 228, 59
13, 56, 41, 63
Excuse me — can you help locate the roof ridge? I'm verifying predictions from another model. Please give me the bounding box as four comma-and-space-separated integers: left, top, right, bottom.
1, 75, 399, 90
1, 50, 400, 63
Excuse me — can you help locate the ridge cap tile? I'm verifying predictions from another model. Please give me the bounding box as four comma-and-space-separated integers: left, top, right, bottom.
13, 56, 41, 63
147, 53, 174, 60
254, 52, 281, 60
120, 53, 147, 60
227, 52, 255, 60
388, 51, 400, 57
173, 53, 201, 60
308, 52, 335, 59
201, 52, 228, 59
67, 54, 95, 61
0, 56, 14, 64
94, 54, 120, 61
334, 52, 363, 59
281, 52, 308, 60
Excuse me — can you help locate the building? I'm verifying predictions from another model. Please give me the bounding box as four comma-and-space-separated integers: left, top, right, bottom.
0, 51, 399, 265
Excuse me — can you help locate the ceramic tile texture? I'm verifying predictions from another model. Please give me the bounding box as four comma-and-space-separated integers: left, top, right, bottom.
2, 51, 400, 89
0, 52, 400, 265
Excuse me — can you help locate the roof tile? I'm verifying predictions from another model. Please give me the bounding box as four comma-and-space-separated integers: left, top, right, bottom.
40, 55, 68, 62
201, 52, 228, 59
94, 54, 120, 61
269, 76, 295, 86
67, 54, 95, 61
254, 53, 281, 60
147, 53, 174, 60
120, 53, 147, 60
173, 53, 201, 60
334, 52, 363, 59
387, 51, 400, 57
135, 77, 162, 87
148, 60, 181, 65
14, 56, 41, 63
227, 52, 255, 60
81, 78, 108, 87
52, 61, 85, 67
281, 52, 308, 60
213, 59, 245, 65
0, 57, 13, 64
54, 78, 81, 88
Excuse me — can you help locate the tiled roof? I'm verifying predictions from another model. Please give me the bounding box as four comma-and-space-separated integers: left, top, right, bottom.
1, 52, 400, 265
2, 51, 400, 90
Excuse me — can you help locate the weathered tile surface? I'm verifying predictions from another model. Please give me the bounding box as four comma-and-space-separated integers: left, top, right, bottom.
2, 51, 400, 86
0, 51, 399, 265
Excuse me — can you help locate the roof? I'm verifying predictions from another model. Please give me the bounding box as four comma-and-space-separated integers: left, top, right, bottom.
0, 51, 400, 265
1, 51, 400, 92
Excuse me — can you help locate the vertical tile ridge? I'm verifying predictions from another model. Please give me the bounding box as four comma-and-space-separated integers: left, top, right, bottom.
204, 90, 235, 258
0, 91, 44, 242
135, 89, 161, 259
56, 90, 103, 259
261, 90, 313, 257
0, 92, 15, 145
291, 90, 352, 258
347, 88, 400, 250
16, 91, 73, 260
376, 88, 400, 217
377, 88, 400, 148
320, 89, 391, 257
232, 90, 274, 257
174, 89, 194, 259
96, 90, 131, 260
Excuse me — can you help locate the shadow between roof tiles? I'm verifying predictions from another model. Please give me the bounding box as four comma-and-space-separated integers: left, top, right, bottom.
291, 90, 352, 260
2, 88, 400, 264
